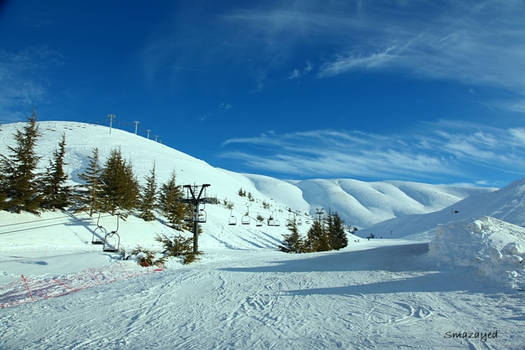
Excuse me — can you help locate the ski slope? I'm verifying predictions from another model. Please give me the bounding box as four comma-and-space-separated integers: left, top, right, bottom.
1, 121, 524, 349
2, 235, 524, 349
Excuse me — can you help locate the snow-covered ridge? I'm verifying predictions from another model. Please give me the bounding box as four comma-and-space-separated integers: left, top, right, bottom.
0, 121, 494, 228
361, 178, 525, 239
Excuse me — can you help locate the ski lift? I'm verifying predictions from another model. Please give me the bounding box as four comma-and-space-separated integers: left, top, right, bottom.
273, 219, 280, 227
228, 209, 237, 225
241, 206, 250, 225
297, 218, 302, 226
91, 212, 106, 245
197, 208, 207, 223
268, 216, 276, 226
103, 214, 121, 253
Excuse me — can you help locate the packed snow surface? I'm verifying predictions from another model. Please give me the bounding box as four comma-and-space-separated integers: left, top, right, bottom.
1, 121, 524, 349
2, 211, 525, 349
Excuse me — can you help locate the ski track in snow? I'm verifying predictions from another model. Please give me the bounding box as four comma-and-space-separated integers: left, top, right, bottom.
1, 121, 523, 349
2, 245, 524, 350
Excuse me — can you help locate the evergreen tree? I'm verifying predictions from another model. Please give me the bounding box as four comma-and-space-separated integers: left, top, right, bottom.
279, 217, 304, 253
1, 113, 42, 213
0, 172, 6, 211
330, 212, 348, 250
41, 133, 71, 210
159, 172, 185, 227
77, 147, 102, 216
138, 162, 157, 221
306, 219, 331, 252
99, 148, 139, 215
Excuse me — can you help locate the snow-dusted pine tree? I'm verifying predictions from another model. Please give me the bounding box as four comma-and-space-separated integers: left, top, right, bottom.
329, 212, 348, 250
77, 147, 103, 216
41, 133, 71, 210
159, 171, 185, 228
138, 162, 157, 221
99, 148, 139, 215
306, 219, 331, 252
1, 113, 42, 213
280, 217, 304, 253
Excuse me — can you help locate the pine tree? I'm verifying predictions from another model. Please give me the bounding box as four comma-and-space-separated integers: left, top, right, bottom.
306, 219, 331, 252
41, 133, 71, 210
159, 172, 185, 227
77, 148, 102, 216
0, 172, 6, 211
280, 217, 304, 253
1, 113, 42, 213
138, 162, 157, 221
99, 148, 139, 215
330, 212, 348, 250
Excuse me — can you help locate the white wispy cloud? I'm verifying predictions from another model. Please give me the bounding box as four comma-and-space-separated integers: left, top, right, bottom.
319, 47, 396, 77
220, 122, 525, 182
314, 1, 525, 104
0, 46, 63, 122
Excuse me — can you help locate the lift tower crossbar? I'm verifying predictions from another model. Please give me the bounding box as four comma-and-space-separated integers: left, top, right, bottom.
180, 184, 214, 253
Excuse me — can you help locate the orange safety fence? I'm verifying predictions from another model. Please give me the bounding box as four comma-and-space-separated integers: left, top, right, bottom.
0, 263, 163, 309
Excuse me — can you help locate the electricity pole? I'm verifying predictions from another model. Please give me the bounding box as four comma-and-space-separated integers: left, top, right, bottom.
108, 114, 115, 134
146, 129, 151, 139
133, 121, 139, 135
154, 135, 158, 142
180, 184, 215, 253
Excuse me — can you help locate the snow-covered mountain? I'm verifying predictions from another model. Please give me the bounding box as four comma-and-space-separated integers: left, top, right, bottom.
360, 178, 525, 239
2, 121, 525, 349
0, 121, 494, 229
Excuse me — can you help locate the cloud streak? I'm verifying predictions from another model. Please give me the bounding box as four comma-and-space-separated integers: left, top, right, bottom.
193, 1, 525, 104
220, 122, 525, 184
0, 46, 63, 122
313, 1, 525, 103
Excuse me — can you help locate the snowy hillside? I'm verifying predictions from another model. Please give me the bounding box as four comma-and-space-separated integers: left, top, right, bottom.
361, 178, 525, 239
2, 121, 525, 349
1, 121, 494, 229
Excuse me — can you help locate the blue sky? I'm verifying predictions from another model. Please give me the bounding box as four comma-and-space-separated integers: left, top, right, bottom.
1, 0, 524, 187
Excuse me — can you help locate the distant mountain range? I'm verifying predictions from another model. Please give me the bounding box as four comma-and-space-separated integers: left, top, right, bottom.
0, 121, 498, 230
360, 178, 525, 239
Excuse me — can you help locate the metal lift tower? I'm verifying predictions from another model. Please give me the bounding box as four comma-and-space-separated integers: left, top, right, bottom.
181, 184, 214, 253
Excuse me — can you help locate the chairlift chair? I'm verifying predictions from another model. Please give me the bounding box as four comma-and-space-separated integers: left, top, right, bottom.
103, 214, 121, 253
228, 209, 237, 225
197, 208, 207, 223
91, 212, 106, 245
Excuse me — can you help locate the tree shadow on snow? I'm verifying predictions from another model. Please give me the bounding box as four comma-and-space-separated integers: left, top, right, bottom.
284, 269, 499, 295
222, 243, 431, 274
221, 243, 505, 295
